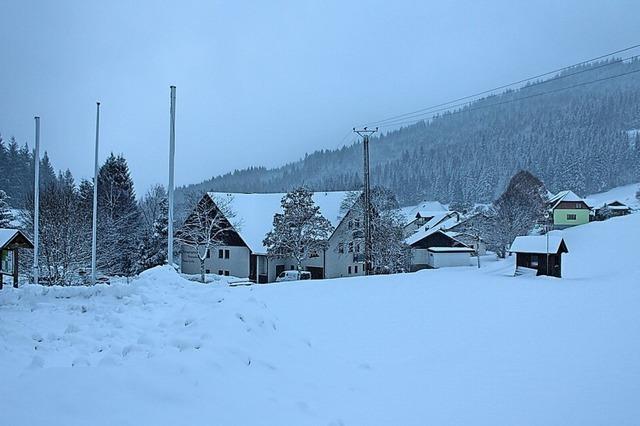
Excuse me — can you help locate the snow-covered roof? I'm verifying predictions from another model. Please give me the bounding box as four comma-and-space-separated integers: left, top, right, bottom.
427, 247, 475, 253
548, 190, 586, 209
584, 183, 640, 210
509, 235, 567, 254
404, 211, 460, 245
0, 228, 33, 250
607, 204, 631, 211
587, 200, 631, 211
0, 229, 18, 248
423, 212, 458, 230
206, 191, 349, 254
400, 201, 447, 223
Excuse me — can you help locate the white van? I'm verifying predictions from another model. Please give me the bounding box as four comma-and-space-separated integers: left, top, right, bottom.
275, 270, 312, 282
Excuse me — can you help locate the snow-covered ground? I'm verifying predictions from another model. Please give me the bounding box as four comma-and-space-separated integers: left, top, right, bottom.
1, 214, 639, 425
586, 182, 640, 209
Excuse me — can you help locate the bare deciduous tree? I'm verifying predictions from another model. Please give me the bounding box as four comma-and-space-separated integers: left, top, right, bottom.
175, 192, 236, 283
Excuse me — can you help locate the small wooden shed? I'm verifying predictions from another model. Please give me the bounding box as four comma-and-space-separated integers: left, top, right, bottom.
508, 235, 568, 278
0, 229, 34, 289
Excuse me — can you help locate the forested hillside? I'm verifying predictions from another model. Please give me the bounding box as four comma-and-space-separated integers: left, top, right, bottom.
0, 135, 57, 207
179, 59, 640, 204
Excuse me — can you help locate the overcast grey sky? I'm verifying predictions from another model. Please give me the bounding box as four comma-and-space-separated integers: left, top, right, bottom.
1, 0, 639, 193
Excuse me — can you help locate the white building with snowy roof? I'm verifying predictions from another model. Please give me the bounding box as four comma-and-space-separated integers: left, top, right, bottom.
180, 191, 366, 282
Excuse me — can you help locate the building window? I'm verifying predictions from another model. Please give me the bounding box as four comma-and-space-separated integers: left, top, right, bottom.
567, 214, 577, 220
354, 265, 358, 274
218, 270, 223, 275
348, 242, 353, 253
218, 249, 224, 259
355, 243, 361, 253
338, 242, 344, 254
206, 269, 210, 273
530, 255, 539, 268
224, 271, 230, 276
348, 220, 353, 230
206, 249, 211, 259
354, 218, 360, 228
225, 249, 230, 259
309, 250, 319, 258
1, 250, 13, 274
348, 266, 352, 274
575, 203, 581, 209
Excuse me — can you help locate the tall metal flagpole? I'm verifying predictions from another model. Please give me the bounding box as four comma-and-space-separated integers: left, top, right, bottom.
33, 116, 40, 284
91, 102, 100, 284
167, 86, 176, 266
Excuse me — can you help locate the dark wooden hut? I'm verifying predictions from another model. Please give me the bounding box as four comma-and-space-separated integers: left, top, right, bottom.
508, 235, 568, 278
0, 229, 34, 289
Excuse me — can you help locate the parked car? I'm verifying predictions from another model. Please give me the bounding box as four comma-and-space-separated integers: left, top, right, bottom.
275, 270, 312, 282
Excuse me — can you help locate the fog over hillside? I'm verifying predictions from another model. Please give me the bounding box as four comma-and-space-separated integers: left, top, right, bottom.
178, 59, 640, 204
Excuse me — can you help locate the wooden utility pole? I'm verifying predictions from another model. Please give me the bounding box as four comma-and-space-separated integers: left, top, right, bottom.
353, 127, 377, 275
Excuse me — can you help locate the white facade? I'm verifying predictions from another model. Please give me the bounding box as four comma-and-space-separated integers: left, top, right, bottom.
181, 245, 251, 278
411, 247, 473, 270
179, 191, 358, 283
427, 248, 473, 268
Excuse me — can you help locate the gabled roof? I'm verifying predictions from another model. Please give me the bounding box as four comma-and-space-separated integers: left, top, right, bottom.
593, 200, 631, 211
548, 190, 587, 209
508, 235, 568, 254
206, 191, 349, 254
0, 229, 34, 250
428, 214, 458, 231
400, 201, 447, 223
405, 220, 466, 247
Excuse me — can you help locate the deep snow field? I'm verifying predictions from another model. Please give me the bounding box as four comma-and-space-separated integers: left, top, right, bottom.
2, 214, 640, 425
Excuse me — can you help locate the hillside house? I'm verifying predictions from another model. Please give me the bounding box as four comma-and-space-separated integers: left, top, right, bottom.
508, 235, 568, 278
401, 201, 452, 237
180, 191, 364, 283
405, 227, 472, 271
442, 212, 493, 255
0, 229, 34, 289
593, 200, 631, 220
548, 190, 591, 229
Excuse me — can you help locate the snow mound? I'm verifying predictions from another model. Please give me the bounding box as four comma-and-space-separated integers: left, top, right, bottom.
1, 213, 639, 425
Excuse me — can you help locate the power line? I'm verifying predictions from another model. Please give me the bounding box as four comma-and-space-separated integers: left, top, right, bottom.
374, 54, 640, 128
377, 67, 640, 129
364, 43, 640, 127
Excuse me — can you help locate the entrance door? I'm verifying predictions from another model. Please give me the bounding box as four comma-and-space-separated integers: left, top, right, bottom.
306, 266, 324, 280
275, 264, 285, 280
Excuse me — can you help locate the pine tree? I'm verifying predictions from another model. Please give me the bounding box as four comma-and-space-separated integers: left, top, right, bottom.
263, 187, 334, 270
136, 185, 169, 272
0, 190, 13, 228
96, 153, 141, 276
